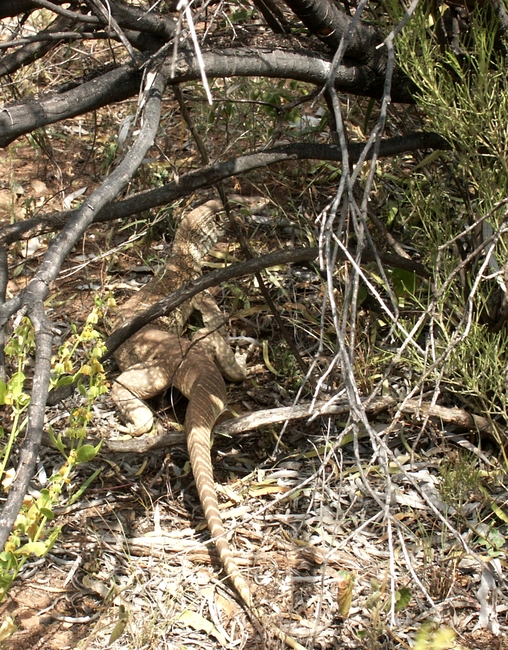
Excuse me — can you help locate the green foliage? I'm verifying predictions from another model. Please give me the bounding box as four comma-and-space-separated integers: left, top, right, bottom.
414, 622, 465, 650
376, 6, 508, 436
0, 320, 34, 483
263, 340, 302, 389
357, 578, 412, 646
185, 76, 328, 153
437, 451, 508, 554
439, 451, 481, 510
397, 6, 508, 217
443, 324, 508, 421
0, 301, 107, 602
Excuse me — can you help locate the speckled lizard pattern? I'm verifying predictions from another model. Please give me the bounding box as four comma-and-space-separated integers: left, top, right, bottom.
109, 197, 305, 649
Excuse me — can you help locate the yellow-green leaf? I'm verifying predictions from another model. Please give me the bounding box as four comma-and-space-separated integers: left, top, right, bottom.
262, 340, 281, 376
337, 570, 353, 618
108, 605, 128, 645
178, 610, 228, 647
15, 541, 47, 557
76, 444, 99, 463
395, 586, 412, 612
0, 615, 17, 642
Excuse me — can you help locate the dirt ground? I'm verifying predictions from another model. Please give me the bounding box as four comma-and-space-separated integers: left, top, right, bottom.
1, 92, 507, 650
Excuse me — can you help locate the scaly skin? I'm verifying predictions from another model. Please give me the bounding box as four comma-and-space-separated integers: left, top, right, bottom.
184, 356, 306, 650
110, 196, 260, 432
110, 197, 305, 648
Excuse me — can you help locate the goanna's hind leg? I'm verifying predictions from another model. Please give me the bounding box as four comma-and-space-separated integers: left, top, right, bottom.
112, 330, 190, 435
192, 293, 247, 382
111, 360, 172, 435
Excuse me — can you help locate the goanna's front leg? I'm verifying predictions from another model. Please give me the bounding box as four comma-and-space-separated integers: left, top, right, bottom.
112, 332, 191, 435
191, 292, 247, 382
112, 361, 163, 435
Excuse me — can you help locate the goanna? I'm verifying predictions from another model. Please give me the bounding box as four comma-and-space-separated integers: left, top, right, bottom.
109, 196, 305, 650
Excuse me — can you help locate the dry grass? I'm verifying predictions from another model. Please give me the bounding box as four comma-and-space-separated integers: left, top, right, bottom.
1, 6, 507, 650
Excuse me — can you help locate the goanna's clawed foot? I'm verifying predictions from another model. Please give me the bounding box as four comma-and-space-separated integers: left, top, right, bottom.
111, 384, 155, 436
116, 420, 155, 436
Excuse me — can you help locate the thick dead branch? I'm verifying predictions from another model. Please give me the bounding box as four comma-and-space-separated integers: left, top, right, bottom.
0, 0, 175, 68
47, 398, 394, 454
0, 133, 450, 247
46, 395, 495, 455
489, 0, 508, 37
28, 1, 100, 24
282, 0, 415, 100
171, 46, 413, 102
0, 0, 180, 20
0, 44, 419, 147
102, 0, 175, 41
0, 69, 168, 551
401, 399, 493, 434
0, 57, 145, 147
0, 0, 68, 19
284, 0, 381, 64
216, 397, 395, 436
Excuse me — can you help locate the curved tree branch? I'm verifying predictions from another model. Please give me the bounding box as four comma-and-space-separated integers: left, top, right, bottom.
0, 68, 168, 550
281, 0, 416, 98
0, 132, 450, 247
0, 44, 418, 147
0, 56, 146, 147
0, 0, 175, 75
284, 0, 383, 63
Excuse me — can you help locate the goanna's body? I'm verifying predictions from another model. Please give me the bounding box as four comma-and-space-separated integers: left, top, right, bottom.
109, 196, 303, 650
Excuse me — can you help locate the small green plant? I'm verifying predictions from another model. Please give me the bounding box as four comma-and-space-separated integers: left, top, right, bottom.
50, 296, 109, 404
439, 451, 482, 511
357, 577, 412, 647
438, 452, 508, 554
414, 622, 465, 650
0, 320, 34, 482
263, 340, 303, 389
0, 300, 108, 602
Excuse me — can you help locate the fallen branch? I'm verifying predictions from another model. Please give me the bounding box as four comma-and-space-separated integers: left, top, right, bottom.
48, 395, 494, 455
401, 399, 493, 435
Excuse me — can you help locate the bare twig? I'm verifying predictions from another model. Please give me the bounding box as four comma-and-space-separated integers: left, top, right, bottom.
0, 66, 168, 551
86, 0, 136, 59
